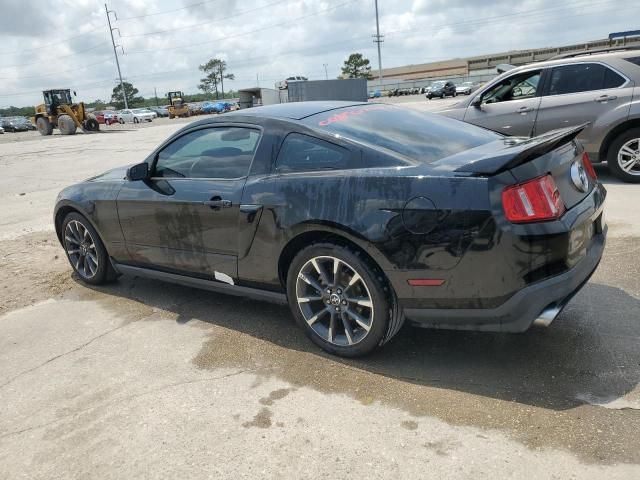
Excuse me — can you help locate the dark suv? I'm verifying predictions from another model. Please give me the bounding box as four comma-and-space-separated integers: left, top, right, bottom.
426, 81, 457, 99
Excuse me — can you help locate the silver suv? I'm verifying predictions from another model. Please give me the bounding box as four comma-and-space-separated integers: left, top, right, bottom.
440, 50, 640, 182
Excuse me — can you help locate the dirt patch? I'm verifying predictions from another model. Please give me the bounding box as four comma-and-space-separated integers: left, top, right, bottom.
0, 231, 71, 314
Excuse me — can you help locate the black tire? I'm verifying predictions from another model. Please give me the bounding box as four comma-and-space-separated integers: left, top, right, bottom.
84, 118, 100, 132
61, 213, 117, 285
427, 95, 432, 100
607, 127, 640, 183
133, 117, 140, 124
58, 115, 77, 135
36, 116, 53, 136
119, 117, 125, 124
286, 243, 402, 357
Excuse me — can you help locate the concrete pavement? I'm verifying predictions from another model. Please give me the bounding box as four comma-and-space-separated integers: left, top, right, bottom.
0, 102, 638, 479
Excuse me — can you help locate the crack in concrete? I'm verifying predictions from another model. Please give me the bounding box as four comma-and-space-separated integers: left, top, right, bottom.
0, 322, 130, 391
0, 368, 257, 440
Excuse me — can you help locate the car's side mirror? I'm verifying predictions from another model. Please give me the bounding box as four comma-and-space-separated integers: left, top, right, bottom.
471, 97, 482, 109
126, 162, 150, 181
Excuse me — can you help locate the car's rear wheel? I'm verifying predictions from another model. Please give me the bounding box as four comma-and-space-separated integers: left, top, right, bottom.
133, 117, 140, 124
287, 244, 401, 357
62, 213, 115, 285
608, 128, 640, 183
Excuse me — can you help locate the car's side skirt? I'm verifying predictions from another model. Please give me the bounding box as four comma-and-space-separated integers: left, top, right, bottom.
112, 262, 288, 305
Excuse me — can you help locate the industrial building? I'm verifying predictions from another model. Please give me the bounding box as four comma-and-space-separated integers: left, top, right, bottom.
367, 34, 640, 91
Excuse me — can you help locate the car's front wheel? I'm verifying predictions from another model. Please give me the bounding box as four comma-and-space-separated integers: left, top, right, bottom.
608, 128, 640, 183
287, 243, 401, 357
133, 117, 140, 124
62, 213, 115, 285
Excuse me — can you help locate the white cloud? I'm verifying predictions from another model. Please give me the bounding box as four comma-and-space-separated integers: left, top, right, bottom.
0, 0, 636, 107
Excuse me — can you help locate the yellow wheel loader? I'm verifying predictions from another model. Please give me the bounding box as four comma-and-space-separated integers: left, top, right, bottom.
33, 89, 100, 136
167, 91, 191, 119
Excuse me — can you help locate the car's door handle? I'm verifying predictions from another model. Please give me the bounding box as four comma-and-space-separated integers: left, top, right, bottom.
517, 107, 534, 113
203, 197, 232, 209
595, 95, 617, 102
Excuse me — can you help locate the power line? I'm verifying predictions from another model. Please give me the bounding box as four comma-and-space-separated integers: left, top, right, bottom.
121, 0, 292, 38
0, 57, 113, 81
0, 22, 108, 57
384, 0, 617, 38
124, 0, 359, 55
0, 42, 110, 70
117, 0, 223, 21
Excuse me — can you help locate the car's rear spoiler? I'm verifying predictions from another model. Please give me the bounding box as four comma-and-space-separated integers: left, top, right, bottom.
455, 123, 589, 175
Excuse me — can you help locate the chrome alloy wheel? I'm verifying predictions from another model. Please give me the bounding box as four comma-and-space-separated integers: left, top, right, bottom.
617, 138, 640, 176
64, 220, 99, 279
295, 256, 374, 346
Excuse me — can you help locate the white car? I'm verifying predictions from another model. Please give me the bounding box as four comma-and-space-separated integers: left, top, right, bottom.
0, 126, 4, 134
138, 108, 158, 119
117, 108, 154, 124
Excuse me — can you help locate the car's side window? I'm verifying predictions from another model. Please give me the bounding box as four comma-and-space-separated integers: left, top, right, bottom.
276, 133, 350, 173
545, 63, 626, 96
547, 63, 607, 96
482, 70, 541, 104
154, 127, 261, 179
603, 67, 626, 89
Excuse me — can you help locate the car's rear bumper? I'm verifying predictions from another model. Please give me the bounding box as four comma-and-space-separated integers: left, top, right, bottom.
402, 223, 606, 333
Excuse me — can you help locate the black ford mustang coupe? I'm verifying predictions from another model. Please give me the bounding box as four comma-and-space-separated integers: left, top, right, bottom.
55, 102, 606, 356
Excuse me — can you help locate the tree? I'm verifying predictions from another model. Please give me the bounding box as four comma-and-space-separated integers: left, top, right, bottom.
340, 53, 373, 80
198, 58, 235, 100
111, 82, 144, 109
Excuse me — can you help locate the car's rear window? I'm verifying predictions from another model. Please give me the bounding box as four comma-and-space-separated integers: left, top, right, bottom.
303, 104, 499, 164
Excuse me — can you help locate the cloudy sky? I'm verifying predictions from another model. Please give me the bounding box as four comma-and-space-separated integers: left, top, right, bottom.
0, 0, 636, 107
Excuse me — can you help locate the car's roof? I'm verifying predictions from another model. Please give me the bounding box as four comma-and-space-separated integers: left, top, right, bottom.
510, 50, 639, 71
225, 101, 368, 120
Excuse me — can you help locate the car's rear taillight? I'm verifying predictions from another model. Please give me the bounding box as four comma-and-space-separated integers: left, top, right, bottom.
502, 174, 566, 224
582, 151, 597, 180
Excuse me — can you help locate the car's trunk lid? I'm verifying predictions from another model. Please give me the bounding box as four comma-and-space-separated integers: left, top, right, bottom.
432, 124, 593, 209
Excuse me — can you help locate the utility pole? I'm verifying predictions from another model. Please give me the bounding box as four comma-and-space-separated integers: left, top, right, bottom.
220, 64, 225, 99
256, 73, 259, 87
373, 0, 384, 89
154, 87, 159, 106
323, 64, 328, 80
105, 3, 128, 109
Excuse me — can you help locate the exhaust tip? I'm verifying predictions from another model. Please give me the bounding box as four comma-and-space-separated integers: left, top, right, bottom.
533, 304, 562, 328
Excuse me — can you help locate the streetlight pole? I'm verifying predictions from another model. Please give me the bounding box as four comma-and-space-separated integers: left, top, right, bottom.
373, 0, 384, 89
105, 3, 128, 109
220, 64, 225, 99
323, 64, 329, 80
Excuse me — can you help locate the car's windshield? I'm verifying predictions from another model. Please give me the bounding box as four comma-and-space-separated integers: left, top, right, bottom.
132, 109, 147, 113
460, 82, 473, 87
303, 104, 499, 164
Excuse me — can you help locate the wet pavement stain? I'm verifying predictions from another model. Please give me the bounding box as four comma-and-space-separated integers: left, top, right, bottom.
243, 407, 273, 429
259, 388, 294, 406
9, 231, 640, 466
186, 239, 640, 465
401, 420, 418, 430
